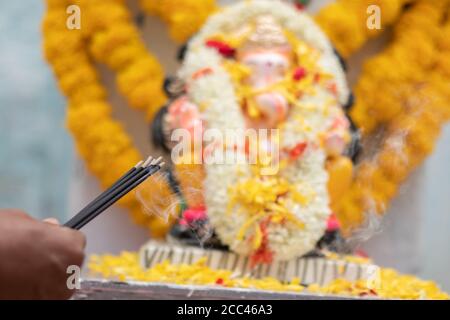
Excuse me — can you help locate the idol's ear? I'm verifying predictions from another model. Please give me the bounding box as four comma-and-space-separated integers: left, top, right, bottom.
343, 91, 355, 111
151, 105, 171, 153
345, 114, 362, 163
163, 76, 185, 99
333, 46, 347, 72
177, 39, 190, 62
134, 12, 146, 28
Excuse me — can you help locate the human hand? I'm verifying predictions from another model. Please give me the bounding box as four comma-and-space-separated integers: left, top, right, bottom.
0, 209, 86, 299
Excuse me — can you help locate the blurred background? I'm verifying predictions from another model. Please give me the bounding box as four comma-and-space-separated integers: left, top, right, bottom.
1, 0, 449, 290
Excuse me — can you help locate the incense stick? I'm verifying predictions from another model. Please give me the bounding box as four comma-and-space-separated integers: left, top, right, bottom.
64, 156, 164, 230
73, 164, 163, 229
81, 158, 147, 213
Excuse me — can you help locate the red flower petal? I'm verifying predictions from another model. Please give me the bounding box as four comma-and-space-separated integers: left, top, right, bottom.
206, 40, 236, 58
293, 67, 307, 81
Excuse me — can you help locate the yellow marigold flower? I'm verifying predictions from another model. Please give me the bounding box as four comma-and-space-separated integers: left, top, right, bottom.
43, 31, 84, 61
377, 149, 410, 184
335, 198, 364, 234
59, 65, 100, 96
68, 84, 106, 105
316, 3, 365, 57
128, 81, 166, 113
140, 0, 218, 43
41, 10, 67, 33
90, 24, 140, 63
150, 218, 173, 239
79, 1, 131, 34
67, 101, 111, 128
117, 56, 164, 97
51, 53, 90, 77
104, 43, 148, 71
45, 0, 68, 9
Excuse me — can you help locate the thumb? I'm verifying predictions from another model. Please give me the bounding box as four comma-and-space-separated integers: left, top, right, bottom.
43, 218, 60, 225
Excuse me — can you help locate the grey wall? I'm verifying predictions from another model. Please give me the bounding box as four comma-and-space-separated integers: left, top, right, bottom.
0, 1, 72, 220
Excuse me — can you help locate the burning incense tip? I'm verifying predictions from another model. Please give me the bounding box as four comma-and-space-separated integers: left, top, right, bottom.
142, 156, 153, 167
65, 154, 165, 230
151, 156, 163, 166
134, 160, 144, 168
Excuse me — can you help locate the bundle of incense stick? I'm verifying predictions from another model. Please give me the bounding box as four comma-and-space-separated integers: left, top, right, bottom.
64, 156, 165, 230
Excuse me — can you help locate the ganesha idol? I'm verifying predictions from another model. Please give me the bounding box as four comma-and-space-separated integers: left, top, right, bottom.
149, 1, 361, 267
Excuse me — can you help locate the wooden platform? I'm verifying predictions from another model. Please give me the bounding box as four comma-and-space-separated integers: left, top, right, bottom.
73, 279, 368, 300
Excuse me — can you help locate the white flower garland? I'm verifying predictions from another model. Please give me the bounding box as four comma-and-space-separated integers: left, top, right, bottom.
179, 0, 350, 260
